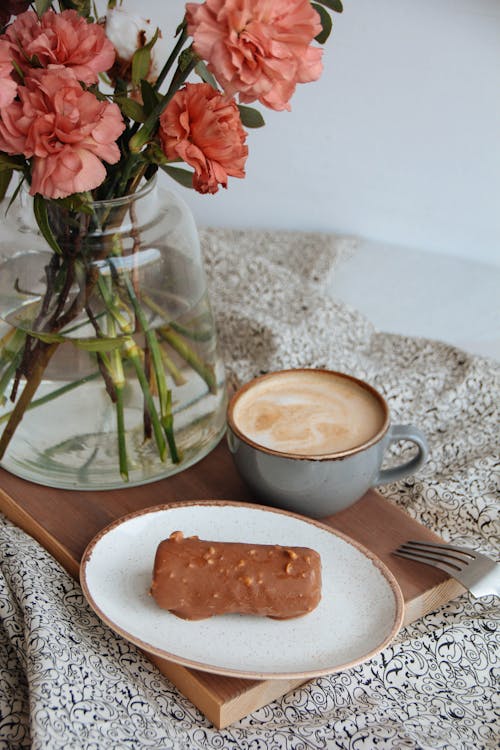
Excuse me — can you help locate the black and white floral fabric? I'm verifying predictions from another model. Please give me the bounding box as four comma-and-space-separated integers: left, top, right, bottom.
1, 229, 498, 749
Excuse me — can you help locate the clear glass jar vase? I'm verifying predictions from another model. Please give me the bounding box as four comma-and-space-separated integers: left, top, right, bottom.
0, 178, 227, 489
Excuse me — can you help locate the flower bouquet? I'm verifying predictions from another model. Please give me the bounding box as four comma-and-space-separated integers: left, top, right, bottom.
0, 0, 341, 488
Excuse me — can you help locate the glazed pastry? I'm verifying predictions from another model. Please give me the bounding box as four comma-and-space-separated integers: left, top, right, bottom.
150, 530, 322, 620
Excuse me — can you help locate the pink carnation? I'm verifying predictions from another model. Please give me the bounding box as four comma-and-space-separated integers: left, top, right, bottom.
0, 66, 125, 199
159, 82, 248, 194
186, 0, 323, 112
5, 9, 115, 84
0, 39, 17, 107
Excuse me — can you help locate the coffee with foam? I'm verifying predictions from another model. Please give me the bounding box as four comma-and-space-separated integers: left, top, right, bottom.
232, 370, 387, 456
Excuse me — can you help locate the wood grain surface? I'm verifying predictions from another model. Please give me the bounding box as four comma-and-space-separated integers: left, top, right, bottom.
0, 440, 464, 728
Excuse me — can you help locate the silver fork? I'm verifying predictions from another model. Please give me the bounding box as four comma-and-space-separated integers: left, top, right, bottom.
393, 539, 500, 598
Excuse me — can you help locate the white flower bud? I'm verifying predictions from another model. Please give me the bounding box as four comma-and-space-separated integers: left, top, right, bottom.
105, 7, 159, 77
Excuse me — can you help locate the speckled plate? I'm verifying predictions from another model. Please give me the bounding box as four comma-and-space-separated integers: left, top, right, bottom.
80, 500, 404, 679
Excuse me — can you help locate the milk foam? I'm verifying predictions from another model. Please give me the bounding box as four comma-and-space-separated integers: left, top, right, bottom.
233, 371, 386, 456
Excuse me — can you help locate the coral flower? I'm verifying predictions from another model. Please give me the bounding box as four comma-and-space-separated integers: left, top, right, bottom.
5, 9, 115, 84
186, 0, 323, 111
0, 66, 125, 199
159, 82, 248, 194
0, 39, 17, 107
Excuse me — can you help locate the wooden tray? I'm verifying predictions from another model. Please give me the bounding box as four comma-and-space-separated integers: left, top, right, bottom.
0, 440, 464, 729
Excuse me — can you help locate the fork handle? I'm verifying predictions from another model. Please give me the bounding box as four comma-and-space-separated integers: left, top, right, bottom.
470, 565, 500, 598
376, 424, 429, 486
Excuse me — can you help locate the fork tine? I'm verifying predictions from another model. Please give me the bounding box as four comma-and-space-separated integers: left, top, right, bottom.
403, 539, 476, 559
398, 542, 469, 569
394, 540, 500, 598
393, 549, 460, 576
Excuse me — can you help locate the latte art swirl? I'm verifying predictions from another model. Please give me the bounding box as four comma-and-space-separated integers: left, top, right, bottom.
233, 371, 386, 456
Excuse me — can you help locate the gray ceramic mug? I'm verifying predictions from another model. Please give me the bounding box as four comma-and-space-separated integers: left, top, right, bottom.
227, 369, 428, 518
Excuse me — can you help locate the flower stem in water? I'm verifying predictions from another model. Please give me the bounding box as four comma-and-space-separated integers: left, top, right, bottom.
158, 326, 216, 394
116, 266, 180, 463
0, 342, 59, 461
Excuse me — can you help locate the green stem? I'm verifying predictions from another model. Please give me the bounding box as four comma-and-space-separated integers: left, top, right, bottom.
159, 345, 186, 387
118, 270, 180, 463
104, 281, 129, 481
63, 310, 107, 336
0, 371, 101, 425
115, 382, 128, 482
169, 319, 213, 342
123, 338, 167, 461
129, 54, 197, 155
163, 388, 178, 464
97, 274, 134, 333
141, 293, 213, 341
0, 342, 59, 460
0, 327, 16, 349
0, 326, 27, 360
0, 358, 21, 405
158, 325, 216, 394
0, 328, 27, 403
154, 24, 188, 91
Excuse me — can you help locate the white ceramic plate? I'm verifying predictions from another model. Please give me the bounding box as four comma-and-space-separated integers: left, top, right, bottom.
80, 500, 404, 679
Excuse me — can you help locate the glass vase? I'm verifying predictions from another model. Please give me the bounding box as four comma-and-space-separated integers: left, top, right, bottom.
0, 178, 227, 489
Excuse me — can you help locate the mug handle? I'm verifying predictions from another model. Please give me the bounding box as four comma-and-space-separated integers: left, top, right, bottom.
375, 424, 428, 486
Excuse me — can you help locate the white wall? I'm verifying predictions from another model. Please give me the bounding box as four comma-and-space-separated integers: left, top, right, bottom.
119, 0, 500, 266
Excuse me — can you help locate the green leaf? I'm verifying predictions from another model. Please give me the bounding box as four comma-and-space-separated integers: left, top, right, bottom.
237, 105, 265, 129
312, 3, 333, 44
113, 77, 128, 97
315, 0, 343, 12
132, 48, 152, 88
0, 169, 13, 201
160, 164, 194, 189
87, 82, 107, 101
6, 176, 24, 214
27, 331, 65, 345
194, 60, 219, 89
130, 53, 197, 153
58, 0, 92, 16
175, 19, 187, 38
115, 96, 147, 123
11, 59, 25, 80
57, 192, 94, 215
143, 142, 169, 166
29, 54, 42, 69
140, 80, 161, 116
0, 154, 25, 171
33, 195, 63, 255
131, 28, 160, 87
73, 337, 124, 353
35, 0, 53, 16
179, 47, 196, 72
26, 331, 124, 351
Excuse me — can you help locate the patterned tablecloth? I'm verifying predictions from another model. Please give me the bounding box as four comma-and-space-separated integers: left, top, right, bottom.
1, 229, 498, 749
